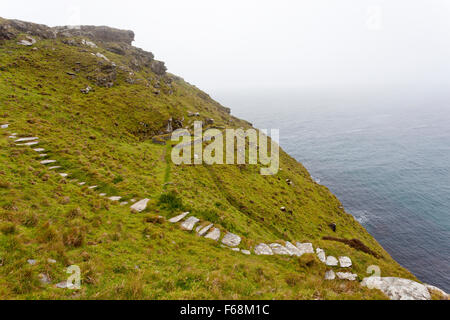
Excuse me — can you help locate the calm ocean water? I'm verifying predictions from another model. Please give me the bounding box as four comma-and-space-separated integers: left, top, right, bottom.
216, 88, 450, 291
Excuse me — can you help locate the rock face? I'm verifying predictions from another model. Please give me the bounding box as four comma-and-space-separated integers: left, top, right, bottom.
221, 233, 241, 247
130, 198, 150, 212
361, 277, 431, 300
254, 243, 274, 255
54, 25, 135, 45
269, 243, 292, 255
180, 216, 200, 231
339, 256, 352, 268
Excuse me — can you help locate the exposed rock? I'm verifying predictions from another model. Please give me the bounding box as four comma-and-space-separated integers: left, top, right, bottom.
16, 141, 39, 146
95, 52, 109, 61
27, 259, 37, 265
325, 270, 336, 280
81, 39, 97, 48
99, 193, 107, 197
197, 224, 213, 236
168, 212, 190, 223
17, 36, 36, 46
269, 243, 292, 255
108, 196, 122, 202
280, 206, 286, 212
81, 86, 92, 94
0, 124, 9, 129
15, 137, 39, 142
221, 233, 241, 247
316, 248, 326, 263
59, 173, 69, 178
285, 241, 303, 256
55, 281, 75, 289
336, 272, 358, 281
34, 148, 45, 152
88, 185, 98, 189
78, 182, 86, 186
241, 250, 251, 255
328, 223, 337, 232
296, 242, 314, 255
38, 273, 51, 285
48, 166, 61, 170
339, 256, 352, 268
54, 25, 135, 45
130, 198, 150, 212
361, 277, 431, 300
326, 256, 339, 266
151, 60, 167, 75
204, 228, 221, 241
180, 216, 200, 231
425, 284, 447, 298
47, 259, 56, 264
254, 243, 274, 255
41, 160, 57, 165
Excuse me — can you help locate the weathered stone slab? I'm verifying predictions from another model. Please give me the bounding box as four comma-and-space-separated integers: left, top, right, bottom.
296, 242, 314, 255
316, 248, 326, 263
15, 137, 38, 143
99, 193, 107, 197
269, 243, 292, 255
59, 173, 69, 178
27, 259, 37, 265
34, 148, 45, 152
241, 250, 251, 255
49, 166, 61, 170
361, 277, 431, 300
55, 281, 75, 289
16, 141, 39, 146
168, 212, 190, 223
88, 185, 98, 189
337, 272, 357, 281
325, 270, 336, 280
285, 241, 303, 256
339, 256, 352, 268
197, 224, 213, 236
254, 243, 273, 255
108, 196, 122, 201
39, 154, 48, 157
326, 256, 339, 266
180, 216, 200, 231
41, 160, 56, 165
78, 182, 86, 186
222, 233, 241, 247
204, 228, 221, 241
1, 124, 9, 129
130, 199, 150, 212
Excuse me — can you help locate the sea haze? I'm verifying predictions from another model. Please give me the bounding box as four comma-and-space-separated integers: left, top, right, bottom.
216, 88, 450, 291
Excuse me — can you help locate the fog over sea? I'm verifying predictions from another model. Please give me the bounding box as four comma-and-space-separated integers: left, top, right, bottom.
216, 88, 450, 291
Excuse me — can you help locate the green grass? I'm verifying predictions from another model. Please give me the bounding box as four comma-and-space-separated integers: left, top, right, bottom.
0, 22, 423, 300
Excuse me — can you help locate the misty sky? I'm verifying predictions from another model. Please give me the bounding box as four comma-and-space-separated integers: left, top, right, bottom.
3, 0, 450, 95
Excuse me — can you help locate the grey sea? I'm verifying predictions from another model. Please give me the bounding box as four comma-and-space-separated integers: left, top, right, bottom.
216, 88, 450, 292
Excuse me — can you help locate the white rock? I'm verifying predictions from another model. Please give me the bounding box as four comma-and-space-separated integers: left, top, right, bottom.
96, 52, 109, 61
296, 242, 314, 255
269, 243, 292, 255
425, 284, 447, 298
180, 216, 200, 231
254, 243, 274, 255
168, 212, 190, 223
27, 259, 37, 265
230, 248, 240, 252
82, 39, 97, 48
39, 154, 48, 157
108, 196, 122, 202
361, 277, 431, 300
336, 272, 358, 281
221, 233, 241, 247
39, 273, 51, 285
16, 141, 39, 146
130, 199, 136, 203
59, 173, 69, 178
34, 148, 45, 152
197, 224, 213, 236
285, 241, 303, 256
47, 259, 56, 264
55, 281, 75, 289
339, 256, 352, 268
99, 193, 107, 197
326, 256, 339, 266
88, 185, 98, 189
204, 228, 221, 241
49, 166, 61, 170
325, 270, 336, 280
15, 137, 38, 143
78, 182, 86, 186
120, 202, 129, 206
241, 250, 251, 255
41, 160, 56, 165
1, 124, 9, 129
130, 198, 150, 212
316, 248, 326, 263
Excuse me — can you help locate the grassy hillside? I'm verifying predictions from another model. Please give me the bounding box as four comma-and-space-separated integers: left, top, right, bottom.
0, 19, 422, 300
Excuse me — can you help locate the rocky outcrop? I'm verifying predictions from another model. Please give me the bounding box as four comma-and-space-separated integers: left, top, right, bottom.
151, 60, 167, 76
54, 25, 135, 45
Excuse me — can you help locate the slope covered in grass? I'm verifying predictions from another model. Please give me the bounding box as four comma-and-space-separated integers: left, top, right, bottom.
0, 18, 422, 300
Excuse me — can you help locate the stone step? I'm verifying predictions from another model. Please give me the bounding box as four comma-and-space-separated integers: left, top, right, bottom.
204, 228, 221, 241
285, 241, 303, 256
168, 212, 190, 223
325, 270, 336, 280
316, 248, 326, 263
296, 242, 314, 255
336, 272, 357, 281
41, 160, 57, 165
130, 198, 150, 212
180, 216, 200, 231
